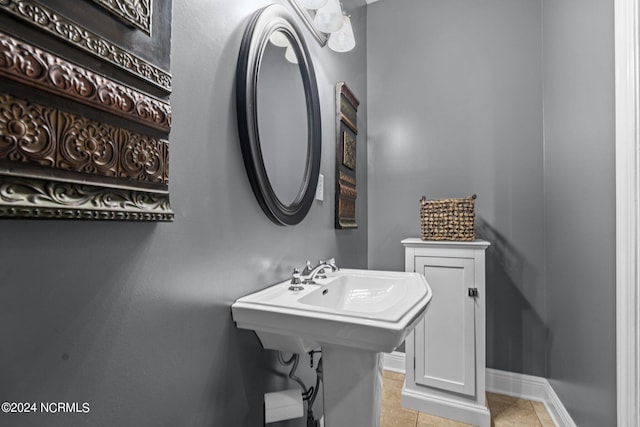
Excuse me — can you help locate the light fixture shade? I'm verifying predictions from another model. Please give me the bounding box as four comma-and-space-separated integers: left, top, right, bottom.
328, 16, 355, 52
269, 30, 290, 48
313, 0, 344, 33
285, 44, 299, 64
297, 0, 328, 9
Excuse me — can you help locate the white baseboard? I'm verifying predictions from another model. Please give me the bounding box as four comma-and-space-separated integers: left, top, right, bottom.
542, 380, 578, 427
485, 368, 576, 427
382, 351, 405, 373
382, 353, 576, 427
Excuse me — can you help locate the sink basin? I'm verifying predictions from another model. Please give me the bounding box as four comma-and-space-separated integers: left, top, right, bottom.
299, 272, 420, 319
231, 268, 432, 353
232, 268, 432, 427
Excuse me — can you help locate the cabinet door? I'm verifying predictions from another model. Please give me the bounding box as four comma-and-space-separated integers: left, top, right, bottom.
414, 256, 476, 396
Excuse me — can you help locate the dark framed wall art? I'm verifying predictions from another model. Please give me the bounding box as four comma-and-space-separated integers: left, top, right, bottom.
335, 82, 359, 229
0, 0, 173, 221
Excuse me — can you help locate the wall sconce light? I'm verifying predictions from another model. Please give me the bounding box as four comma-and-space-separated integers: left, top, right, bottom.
285, 44, 299, 64
269, 31, 290, 48
268, 29, 298, 64
328, 15, 355, 52
313, 0, 344, 33
289, 0, 356, 53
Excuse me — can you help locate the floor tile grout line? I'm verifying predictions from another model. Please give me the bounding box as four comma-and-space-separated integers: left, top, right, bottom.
381, 371, 554, 427
525, 400, 536, 426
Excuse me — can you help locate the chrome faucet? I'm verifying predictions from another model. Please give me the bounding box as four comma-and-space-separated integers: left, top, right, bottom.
300, 258, 339, 284
288, 268, 304, 291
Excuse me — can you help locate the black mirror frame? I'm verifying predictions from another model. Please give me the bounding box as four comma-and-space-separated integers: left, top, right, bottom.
236, 4, 322, 226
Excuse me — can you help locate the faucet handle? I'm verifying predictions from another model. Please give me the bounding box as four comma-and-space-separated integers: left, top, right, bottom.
290, 268, 301, 284
289, 268, 304, 291
301, 260, 313, 275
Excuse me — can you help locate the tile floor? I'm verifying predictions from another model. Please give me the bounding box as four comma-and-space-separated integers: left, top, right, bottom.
380, 371, 556, 427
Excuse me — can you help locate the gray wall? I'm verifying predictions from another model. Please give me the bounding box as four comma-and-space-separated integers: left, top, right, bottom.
368, 0, 617, 425
367, 0, 546, 376
542, 0, 617, 425
0, 1, 368, 426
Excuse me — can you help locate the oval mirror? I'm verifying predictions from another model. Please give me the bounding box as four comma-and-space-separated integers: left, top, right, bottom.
236, 4, 321, 226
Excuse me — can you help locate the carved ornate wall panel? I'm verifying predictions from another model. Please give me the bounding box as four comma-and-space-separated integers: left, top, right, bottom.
0, 0, 173, 221
0, 32, 171, 132
89, 0, 152, 35
335, 82, 359, 229
0, 0, 171, 92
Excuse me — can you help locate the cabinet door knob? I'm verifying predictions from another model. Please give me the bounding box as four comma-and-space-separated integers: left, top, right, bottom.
468, 288, 479, 297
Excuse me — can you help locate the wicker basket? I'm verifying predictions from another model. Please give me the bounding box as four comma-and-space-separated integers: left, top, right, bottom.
420, 195, 476, 241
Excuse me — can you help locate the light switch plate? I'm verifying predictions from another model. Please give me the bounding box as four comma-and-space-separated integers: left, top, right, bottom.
315, 174, 324, 201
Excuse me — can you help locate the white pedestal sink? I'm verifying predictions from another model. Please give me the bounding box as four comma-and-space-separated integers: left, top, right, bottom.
231, 269, 432, 427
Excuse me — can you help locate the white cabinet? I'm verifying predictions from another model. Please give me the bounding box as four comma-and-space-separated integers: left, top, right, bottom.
401, 238, 491, 427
